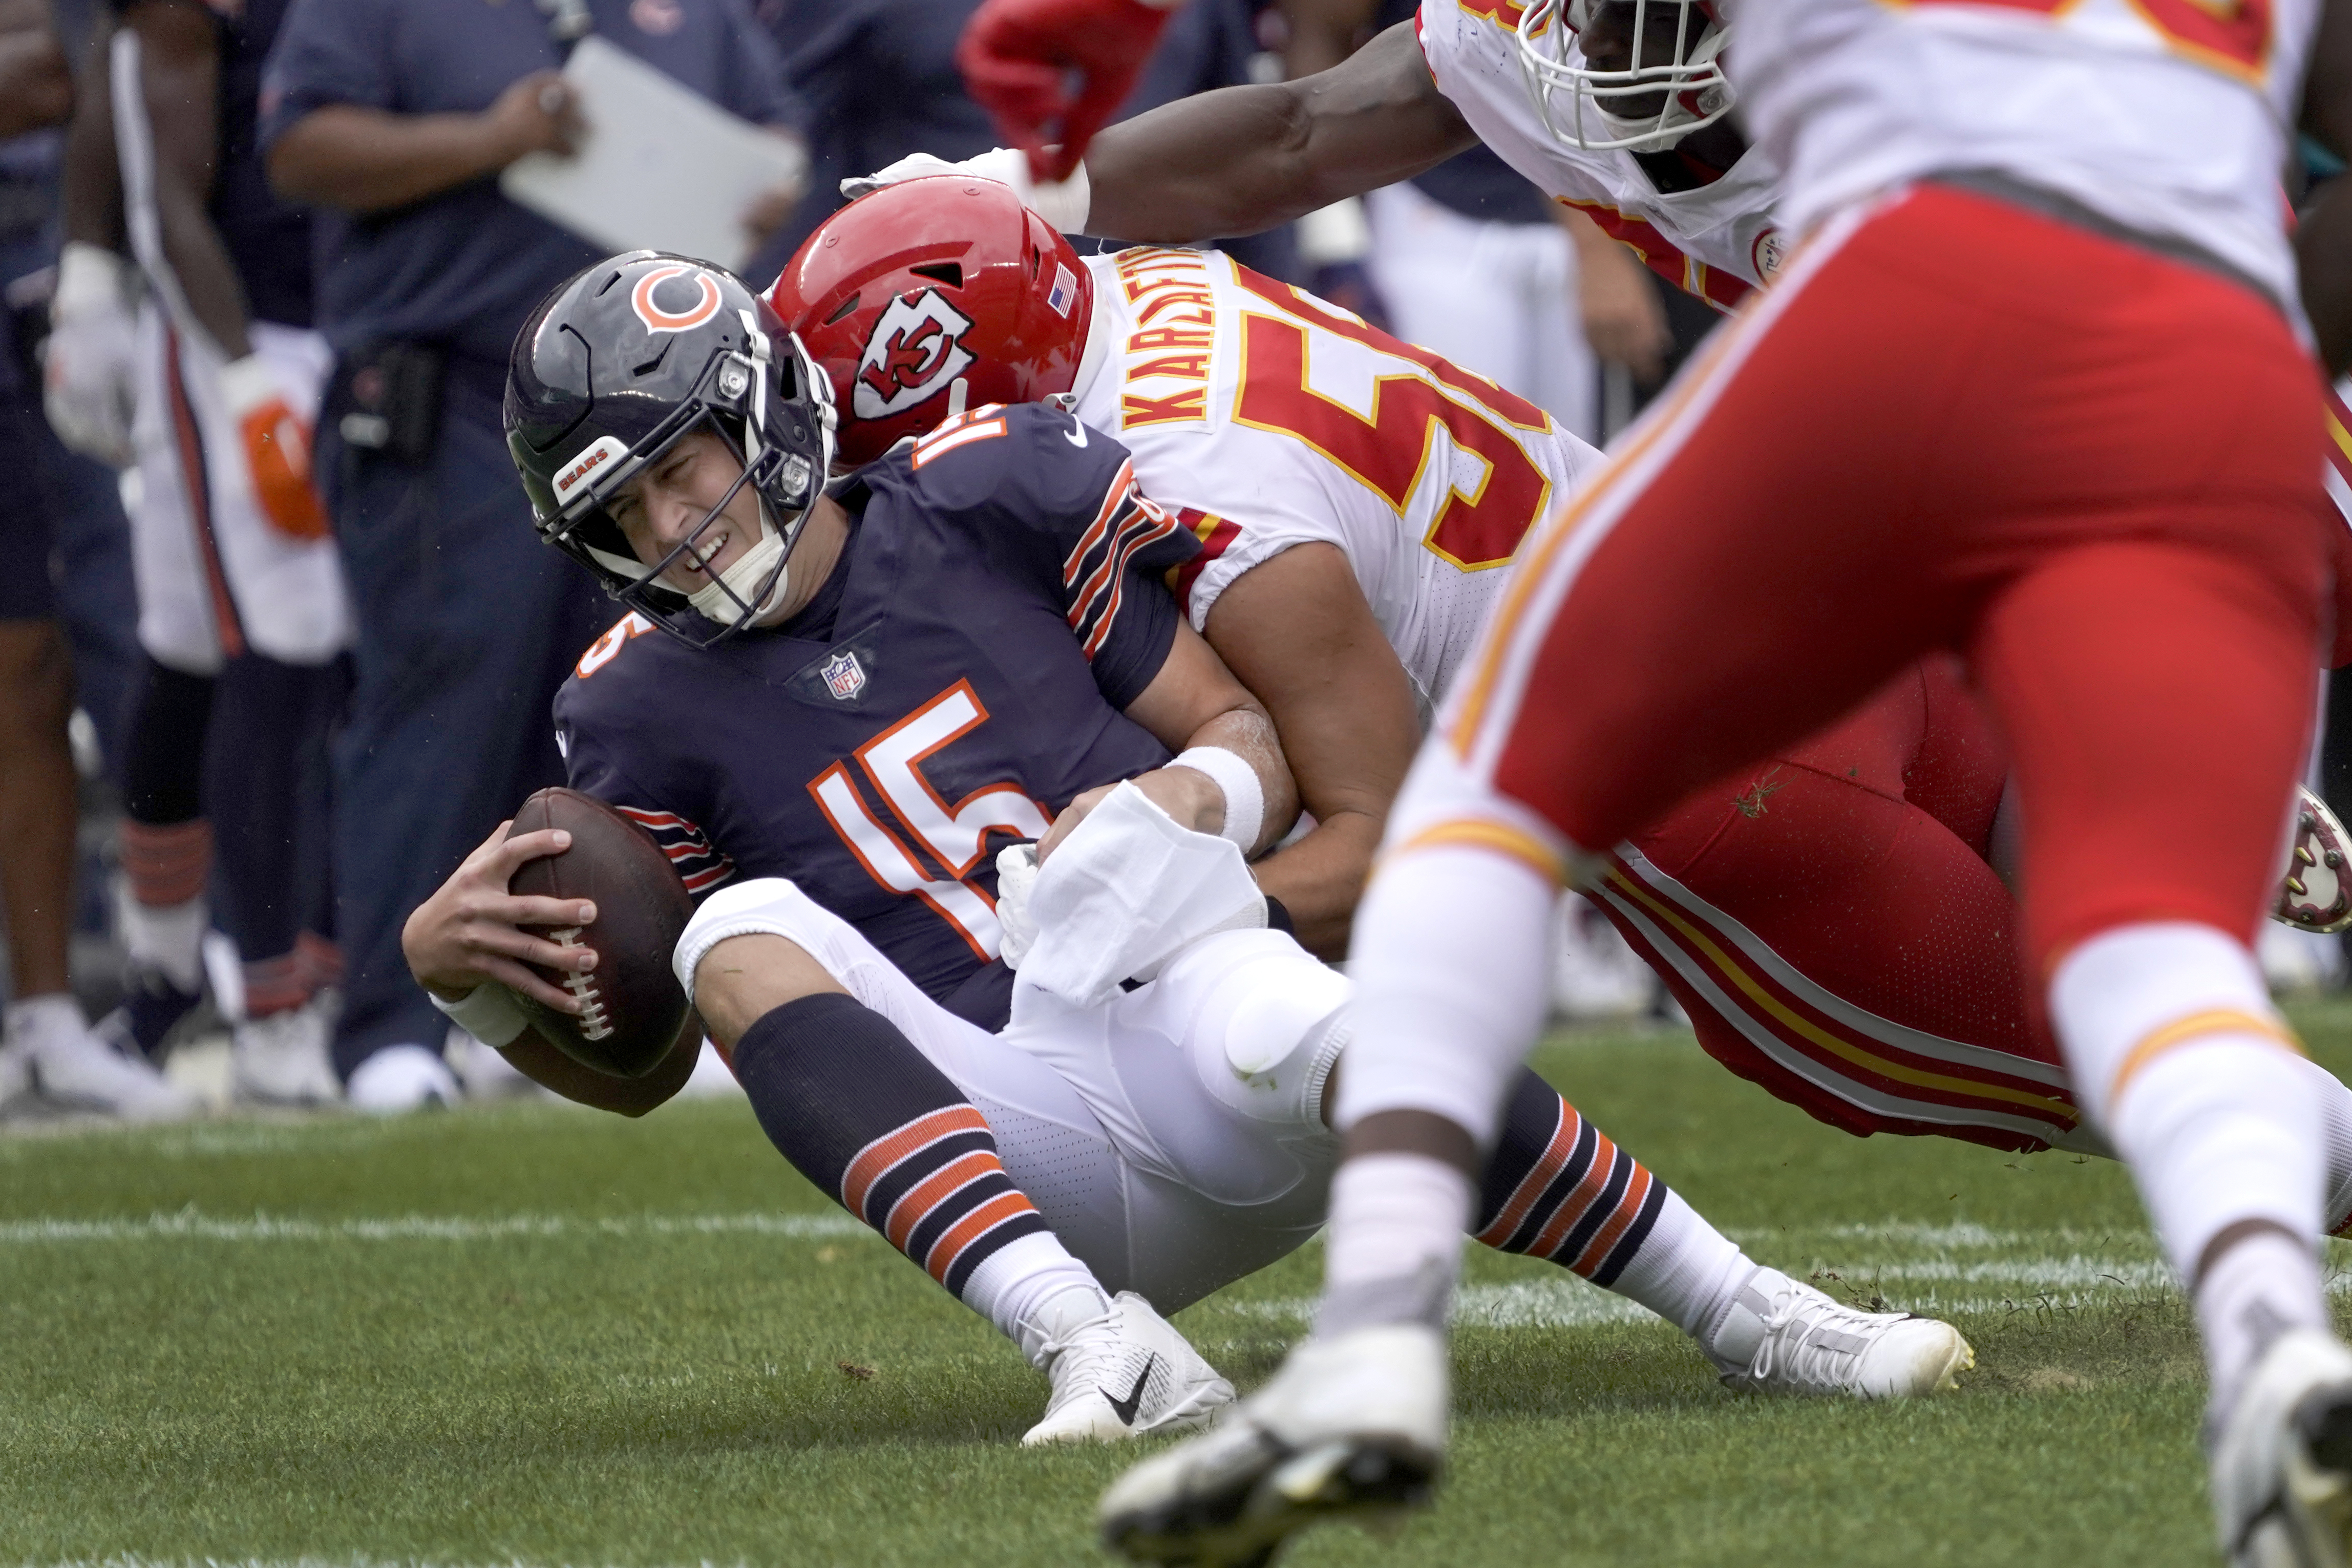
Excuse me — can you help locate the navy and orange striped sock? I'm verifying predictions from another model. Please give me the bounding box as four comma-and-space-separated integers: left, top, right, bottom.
1475, 1069, 1752, 1336
730, 992, 1100, 1337
1474, 1067, 1668, 1286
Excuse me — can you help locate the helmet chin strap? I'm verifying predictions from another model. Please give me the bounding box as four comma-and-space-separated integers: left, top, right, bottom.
689, 331, 797, 628
687, 499, 791, 626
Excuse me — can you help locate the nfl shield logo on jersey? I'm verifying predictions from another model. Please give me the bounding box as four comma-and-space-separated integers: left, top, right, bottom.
821, 650, 867, 701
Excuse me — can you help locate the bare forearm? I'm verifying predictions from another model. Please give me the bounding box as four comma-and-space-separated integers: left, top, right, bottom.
132, 6, 252, 354
1280, 0, 1379, 80
59, 22, 120, 248
1083, 23, 1471, 241
1249, 809, 1381, 958
0, 41, 70, 133
268, 103, 509, 214
1175, 703, 1300, 855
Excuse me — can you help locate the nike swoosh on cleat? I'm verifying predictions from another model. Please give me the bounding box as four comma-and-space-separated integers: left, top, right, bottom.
1104, 1354, 1157, 1427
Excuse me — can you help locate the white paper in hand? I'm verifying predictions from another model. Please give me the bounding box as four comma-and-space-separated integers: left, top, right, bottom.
498, 36, 808, 273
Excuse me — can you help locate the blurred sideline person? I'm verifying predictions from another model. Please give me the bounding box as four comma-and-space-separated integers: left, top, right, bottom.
1282, 0, 1669, 442
408, 253, 1972, 1448
53, 0, 350, 1108
260, 0, 804, 1110
0, 0, 174, 1116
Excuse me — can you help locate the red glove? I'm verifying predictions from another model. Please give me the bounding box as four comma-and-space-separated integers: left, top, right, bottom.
222, 354, 332, 542
956, 0, 1178, 184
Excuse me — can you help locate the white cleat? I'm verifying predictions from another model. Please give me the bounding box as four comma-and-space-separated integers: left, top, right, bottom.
2214, 1329, 2352, 1568
1099, 1323, 1446, 1567
2277, 787, 2352, 936
1706, 1266, 1973, 1399
345, 1043, 460, 1114
28, 1024, 198, 1122
231, 1000, 342, 1107
1024, 1291, 1234, 1446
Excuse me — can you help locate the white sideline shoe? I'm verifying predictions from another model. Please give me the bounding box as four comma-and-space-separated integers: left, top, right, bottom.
346, 1043, 460, 1114
1099, 1324, 1446, 1567
232, 1000, 341, 1106
27, 1021, 197, 1122
447, 1026, 549, 1101
2277, 787, 2352, 936
2214, 1329, 2352, 1567
1705, 1266, 1973, 1398
1024, 1290, 1234, 1446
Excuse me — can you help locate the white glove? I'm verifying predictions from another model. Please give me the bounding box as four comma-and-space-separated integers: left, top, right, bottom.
40, 242, 141, 469
840, 147, 1093, 235
995, 842, 1042, 969
1019, 782, 1266, 1008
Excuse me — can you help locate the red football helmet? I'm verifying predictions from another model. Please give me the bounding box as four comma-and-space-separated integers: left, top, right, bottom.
768, 177, 1095, 468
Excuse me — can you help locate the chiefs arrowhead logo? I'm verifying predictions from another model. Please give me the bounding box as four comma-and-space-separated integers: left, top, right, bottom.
853, 290, 976, 420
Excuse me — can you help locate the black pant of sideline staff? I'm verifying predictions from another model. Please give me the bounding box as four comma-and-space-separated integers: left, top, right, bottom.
323, 359, 609, 1088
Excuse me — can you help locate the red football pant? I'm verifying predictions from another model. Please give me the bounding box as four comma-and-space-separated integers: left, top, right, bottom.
1607, 659, 2070, 1152
1452, 182, 2332, 971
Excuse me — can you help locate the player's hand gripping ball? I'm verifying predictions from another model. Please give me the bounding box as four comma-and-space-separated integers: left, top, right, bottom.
506, 789, 695, 1078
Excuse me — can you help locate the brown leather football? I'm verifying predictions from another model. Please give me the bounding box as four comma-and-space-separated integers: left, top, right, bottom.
506, 788, 695, 1078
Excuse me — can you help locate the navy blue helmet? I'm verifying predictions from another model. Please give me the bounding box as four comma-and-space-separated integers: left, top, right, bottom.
505, 251, 838, 648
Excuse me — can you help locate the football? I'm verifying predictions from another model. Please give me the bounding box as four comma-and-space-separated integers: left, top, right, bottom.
505, 787, 696, 1078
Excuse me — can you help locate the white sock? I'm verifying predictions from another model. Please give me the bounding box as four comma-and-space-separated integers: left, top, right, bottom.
961, 1230, 1108, 1367
2049, 922, 2327, 1399
3, 993, 88, 1058
2196, 1229, 2326, 1416
1604, 1188, 1753, 1339
1317, 1152, 1474, 1336
1334, 746, 1572, 1146
115, 886, 207, 993
2299, 1054, 2352, 1237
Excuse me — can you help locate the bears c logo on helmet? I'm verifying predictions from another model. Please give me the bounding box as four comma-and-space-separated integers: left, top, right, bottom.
853, 289, 977, 419
631, 265, 724, 335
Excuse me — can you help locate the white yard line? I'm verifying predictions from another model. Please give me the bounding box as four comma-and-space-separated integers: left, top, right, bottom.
0, 1211, 870, 1244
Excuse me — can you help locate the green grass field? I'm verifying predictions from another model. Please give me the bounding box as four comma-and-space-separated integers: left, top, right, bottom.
11, 1004, 2352, 1568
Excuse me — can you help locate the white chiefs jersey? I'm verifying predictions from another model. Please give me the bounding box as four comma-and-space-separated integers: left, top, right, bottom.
1736, 0, 2318, 315
1068, 247, 1604, 710
1414, 0, 1787, 309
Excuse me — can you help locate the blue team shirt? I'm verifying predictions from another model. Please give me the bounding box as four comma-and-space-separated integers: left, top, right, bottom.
554, 404, 1201, 1025
259, 0, 801, 366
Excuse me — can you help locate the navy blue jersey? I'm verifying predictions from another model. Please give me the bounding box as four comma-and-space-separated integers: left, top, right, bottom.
555, 403, 1201, 1025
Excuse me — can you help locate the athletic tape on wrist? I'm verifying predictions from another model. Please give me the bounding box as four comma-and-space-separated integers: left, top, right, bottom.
428, 981, 528, 1049
1171, 746, 1264, 852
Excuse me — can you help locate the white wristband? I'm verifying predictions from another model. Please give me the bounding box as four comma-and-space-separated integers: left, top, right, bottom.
427, 981, 528, 1049
1171, 746, 1264, 853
